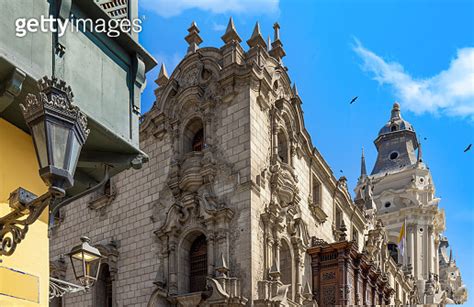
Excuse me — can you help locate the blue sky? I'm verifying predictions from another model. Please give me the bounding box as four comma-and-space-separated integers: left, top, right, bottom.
138, 0, 474, 303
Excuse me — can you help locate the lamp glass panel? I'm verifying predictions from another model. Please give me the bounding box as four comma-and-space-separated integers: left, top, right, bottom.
86, 260, 100, 281
70, 252, 85, 279
71, 250, 100, 262
67, 135, 81, 176
31, 122, 48, 168
50, 123, 69, 169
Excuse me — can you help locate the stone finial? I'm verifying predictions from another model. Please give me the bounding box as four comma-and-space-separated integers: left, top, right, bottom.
361, 147, 367, 177
269, 22, 286, 61
216, 253, 230, 277
185, 21, 203, 54
221, 17, 241, 44
155, 63, 169, 86
247, 22, 267, 49
292, 83, 299, 97
339, 219, 347, 241
302, 281, 312, 300
391, 102, 401, 120
273, 22, 280, 40
268, 258, 281, 281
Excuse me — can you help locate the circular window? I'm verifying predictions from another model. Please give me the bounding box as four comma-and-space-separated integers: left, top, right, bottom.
384, 202, 391, 208
389, 152, 399, 160
420, 177, 425, 183
419, 228, 423, 232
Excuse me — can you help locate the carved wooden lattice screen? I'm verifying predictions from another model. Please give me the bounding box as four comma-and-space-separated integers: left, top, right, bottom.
189, 234, 207, 292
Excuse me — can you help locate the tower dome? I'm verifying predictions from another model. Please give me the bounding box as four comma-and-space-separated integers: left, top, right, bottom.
377, 102, 415, 136
371, 103, 419, 175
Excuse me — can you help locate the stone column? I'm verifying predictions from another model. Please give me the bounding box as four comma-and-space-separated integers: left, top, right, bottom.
274, 236, 281, 268
168, 236, 178, 294
204, 113, 213, 147
294, 246, 304, 303
207, 232, 216, 277
413, 224, 418, 279
407, 224, 415, 274
262, 216, 271, 279
434, 236, 440, 275
172, 122, 180, 160
271, 111, 279, 157
427, 226, 433, 275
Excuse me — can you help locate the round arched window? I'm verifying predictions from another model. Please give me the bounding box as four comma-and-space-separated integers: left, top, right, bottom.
189, 234, 207, 292
389, 152, 399, 160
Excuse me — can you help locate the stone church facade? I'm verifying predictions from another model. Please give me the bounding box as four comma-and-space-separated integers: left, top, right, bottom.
353, 102, 467, 305
49, 19, 466, 306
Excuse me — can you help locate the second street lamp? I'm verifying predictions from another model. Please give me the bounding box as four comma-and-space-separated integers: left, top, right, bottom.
50, 237, 104, 300
67, 236, 103, 288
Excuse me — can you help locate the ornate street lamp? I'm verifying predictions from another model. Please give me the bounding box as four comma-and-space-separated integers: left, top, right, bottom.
21, 76, 90, 190
67, 236, 103, 288
50, 237, 104, 300
0, 76, 89, 257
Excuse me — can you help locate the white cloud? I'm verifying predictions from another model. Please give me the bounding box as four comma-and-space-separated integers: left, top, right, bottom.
353, 38, 474, 119
212, 22, 226, 32
139, 0, 279, 18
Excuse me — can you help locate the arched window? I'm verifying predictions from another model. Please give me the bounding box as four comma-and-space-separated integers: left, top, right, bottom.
277, 131, 289, 163
189, 234, 207, 292
388, 243, 399, 263
280, 239, 293, 299
94, 263, 113, 307
183, 118, 204, 153
192, 128, 204, 151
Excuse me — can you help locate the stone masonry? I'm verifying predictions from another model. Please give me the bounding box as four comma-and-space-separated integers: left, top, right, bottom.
50, 18, 466, 306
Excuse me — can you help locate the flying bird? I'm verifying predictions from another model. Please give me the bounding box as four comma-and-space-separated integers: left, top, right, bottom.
339, 170, 344, 173
349, 96, 359, 104
464, 144, 472, 152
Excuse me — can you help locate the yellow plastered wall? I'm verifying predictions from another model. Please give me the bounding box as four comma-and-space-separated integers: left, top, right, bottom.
0, 118, 49, 306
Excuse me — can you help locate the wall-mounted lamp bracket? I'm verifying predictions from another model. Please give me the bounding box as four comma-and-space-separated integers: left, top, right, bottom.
0, 187, 65, 257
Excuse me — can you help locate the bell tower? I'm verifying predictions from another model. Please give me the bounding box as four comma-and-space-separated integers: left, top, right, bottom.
355, 102, 453, 304
371, 102, 419, 175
